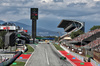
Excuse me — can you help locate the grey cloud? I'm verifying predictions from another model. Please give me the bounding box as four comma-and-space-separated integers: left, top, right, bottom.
0, 0, 34, 7
0, 0, 32, 2
96, 1, 100, 4
0, 7, 20, 15
67, 2, 87, 7
37, 1, 100, 18
42, 1, 46, 3
92, 1, 100, 9
40, 6, 99, 18
53, 0, 63, 2
0, 0, 99, 22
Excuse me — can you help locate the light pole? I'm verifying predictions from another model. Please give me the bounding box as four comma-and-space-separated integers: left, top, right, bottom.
81, 40, 82, 47
57, 32, 60, 44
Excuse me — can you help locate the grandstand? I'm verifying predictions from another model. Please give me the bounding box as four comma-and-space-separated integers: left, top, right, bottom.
85, 38, 100, 49
72, 28, 100, 44
58, 19, 85, 42
58, 19, 100, 63
58, 20, 100, 46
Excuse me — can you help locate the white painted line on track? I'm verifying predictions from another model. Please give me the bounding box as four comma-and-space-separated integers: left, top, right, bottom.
45, 49, 50, 65
24, 45, 36, 66
57, 50, 65, 57
36, 45, 38, 47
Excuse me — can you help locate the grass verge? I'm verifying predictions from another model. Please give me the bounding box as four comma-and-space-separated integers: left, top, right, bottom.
25, 44, 34, 53
10, 61, 25, 66
53, 44, 64, 51
86, 55, 91, 58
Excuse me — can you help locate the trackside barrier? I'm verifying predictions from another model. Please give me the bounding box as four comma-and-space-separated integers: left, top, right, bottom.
60, 45, 70, 53
0, 51, 22, 66
0, 45, 27, 66
24, 45, 28, 52
60, 45, 84, 62
70, 52, 84, 62
22, 45, 28, 53
91, 59, 100, 66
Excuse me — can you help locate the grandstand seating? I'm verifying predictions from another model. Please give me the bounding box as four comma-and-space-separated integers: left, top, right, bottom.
85, 38, 100, 48
72, 29, 100, 42
97, 46, 100, 52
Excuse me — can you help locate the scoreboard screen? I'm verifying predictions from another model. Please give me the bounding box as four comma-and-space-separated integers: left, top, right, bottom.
31, 8, 38, 19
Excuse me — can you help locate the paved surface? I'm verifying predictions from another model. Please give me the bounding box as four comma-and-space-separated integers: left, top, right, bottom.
16, 59, 27, 62
25, 43, 72, 66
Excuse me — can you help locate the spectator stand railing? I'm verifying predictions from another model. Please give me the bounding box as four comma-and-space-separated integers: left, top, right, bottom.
91, 59, 100, 66
70, 51, 84, 62
60, 45, 84, 62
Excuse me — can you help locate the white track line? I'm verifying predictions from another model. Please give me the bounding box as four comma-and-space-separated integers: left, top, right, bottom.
24, 45, 36, 66
45, 49, 50, 65
57, 50, 65, 57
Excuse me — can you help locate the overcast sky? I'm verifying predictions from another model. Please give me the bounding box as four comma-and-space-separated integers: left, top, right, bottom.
0, 0, 100, 32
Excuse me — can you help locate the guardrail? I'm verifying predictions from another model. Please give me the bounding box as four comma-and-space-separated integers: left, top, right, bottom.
0, 51, 22, 66
60, 45, 70, 53
22, 45, 28, 53
91, 59, 100, 66
0, 44, 28, 66
70, 51, 84, 62
60, 45, 84, 62
60, 45, 100, 66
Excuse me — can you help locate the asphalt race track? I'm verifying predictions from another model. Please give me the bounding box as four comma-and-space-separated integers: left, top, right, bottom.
25, 43, 73, 66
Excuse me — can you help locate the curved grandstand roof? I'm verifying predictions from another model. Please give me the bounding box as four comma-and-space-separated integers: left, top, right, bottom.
58, 20, 73, 28
58, 19, 84, 32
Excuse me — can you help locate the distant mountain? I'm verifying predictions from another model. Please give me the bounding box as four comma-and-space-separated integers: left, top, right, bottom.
11, 22, 62, 36
37, 27, 61, 36
14, 22, 31, 28
0, 20, 6, 24
0, 20, 64, 36
11, 22, 32, 35
17, 19, 32, 26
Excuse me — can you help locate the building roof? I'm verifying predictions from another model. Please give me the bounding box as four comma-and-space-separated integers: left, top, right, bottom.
58, 20, 74, 28
58, 19, 84, 32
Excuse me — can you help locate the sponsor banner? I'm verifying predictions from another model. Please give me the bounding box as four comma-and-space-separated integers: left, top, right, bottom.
18, 30, 28, 33
0, 26, 16, 30
23, 30, 28, 32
